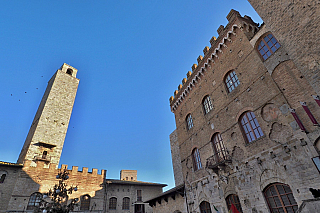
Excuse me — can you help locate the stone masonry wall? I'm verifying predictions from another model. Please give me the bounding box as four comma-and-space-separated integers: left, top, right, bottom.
170, 130, 184, 186
170, 9, 320, 213
151, 193, 187, 213
106, 183, 163, 213
0, 164, 22, 213
6, 161, 106, 212
247, 0, 320, 95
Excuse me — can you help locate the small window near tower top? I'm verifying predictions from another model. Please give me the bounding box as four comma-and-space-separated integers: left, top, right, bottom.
66, 68, 73, 76
42, 151, 47, 159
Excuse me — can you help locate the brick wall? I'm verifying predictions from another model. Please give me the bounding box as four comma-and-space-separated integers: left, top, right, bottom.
6, 161, 106, 211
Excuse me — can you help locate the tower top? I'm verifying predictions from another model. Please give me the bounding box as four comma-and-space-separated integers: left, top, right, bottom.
60, 63, 78, 78
120, 170, 137, 181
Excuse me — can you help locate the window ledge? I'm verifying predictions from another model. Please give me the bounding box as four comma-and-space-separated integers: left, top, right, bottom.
244, 135, 266, 147
226, 84, 241, 98
194, 167, 204, 173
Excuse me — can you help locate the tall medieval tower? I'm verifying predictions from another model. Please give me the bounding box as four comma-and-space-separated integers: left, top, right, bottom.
17, 63, 79, 168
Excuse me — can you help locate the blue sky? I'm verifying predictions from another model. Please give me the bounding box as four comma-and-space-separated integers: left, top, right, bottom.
0, 1, 262, 190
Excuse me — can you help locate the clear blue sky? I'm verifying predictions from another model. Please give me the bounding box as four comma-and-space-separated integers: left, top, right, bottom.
0, 1, 262, 190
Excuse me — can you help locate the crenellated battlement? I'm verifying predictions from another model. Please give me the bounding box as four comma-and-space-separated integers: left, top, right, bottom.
18, 160, 106, 199
169, 9, 259, 112
23, 160, 106, 178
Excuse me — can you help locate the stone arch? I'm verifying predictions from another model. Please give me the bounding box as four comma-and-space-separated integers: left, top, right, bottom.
253, 31, 277, 51
80, 194, 91, 210
272, 60, 312, 109
224, 188, 238, 199
198, 191, 207, 203
259, 170, 286, 191
66, 68, 73, 76
314, 136, 320, 155
235, 107, 254, 122
221, 68, 236, 83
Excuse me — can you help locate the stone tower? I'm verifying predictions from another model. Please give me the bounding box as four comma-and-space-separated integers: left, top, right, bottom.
120, 170, 137, 181
17, 63, 79, 167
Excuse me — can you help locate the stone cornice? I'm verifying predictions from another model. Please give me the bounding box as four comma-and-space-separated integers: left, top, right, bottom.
169, 13, 259, 113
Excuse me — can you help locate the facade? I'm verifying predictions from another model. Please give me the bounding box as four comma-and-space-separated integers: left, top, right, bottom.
0, 64, 165, 213
106, 172, 166, 213
145, 184, 187, 213
150, 6, 320, 213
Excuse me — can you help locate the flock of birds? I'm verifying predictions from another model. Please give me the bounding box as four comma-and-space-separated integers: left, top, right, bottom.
10, 76, 43, 101
9, 75, 75, 128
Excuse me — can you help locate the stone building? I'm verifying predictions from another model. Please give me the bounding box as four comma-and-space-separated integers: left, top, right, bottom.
106, 170, 165, 213
148, 5, 320, 213
0, 64, 165, 213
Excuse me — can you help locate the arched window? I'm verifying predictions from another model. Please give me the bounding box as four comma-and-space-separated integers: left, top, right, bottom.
122, 197, 130, 210
264, 183, 298, 213
192, 148, 202, 171
315, 137, 320, 155
225, 70, 240, 93
212, 133, 228, 164
80, 194, 91, 210
0, 172, 7, 183
66, 68, 73, 76
109, 197, 117, 210
203, 96, 213, 114
27, 192, 42, 210
226, 194, 243, 213
257, 33, 280, 60
239, 111, 264, 143
199, 201, 212, 213
186, 114, 194, 130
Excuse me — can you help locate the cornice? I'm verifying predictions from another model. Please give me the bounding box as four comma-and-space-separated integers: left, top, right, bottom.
169, 16, 259, 113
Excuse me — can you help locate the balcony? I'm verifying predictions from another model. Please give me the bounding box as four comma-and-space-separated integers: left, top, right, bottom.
34, 155, 51, 162
206, 154, 231, 171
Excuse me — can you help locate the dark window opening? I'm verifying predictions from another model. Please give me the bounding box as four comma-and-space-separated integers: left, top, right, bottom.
264, 183, 298, 213
123, 197, 130, 210
0, 174, 6, 183
137, 190, 142, 201
109, 197, 117, 210
200, 201, 212, 213
42, 151, 47, 159
226, 194, 243, 213
66, 68, 73, 76
80, 194, 91, 210
135, 204, 145, 213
